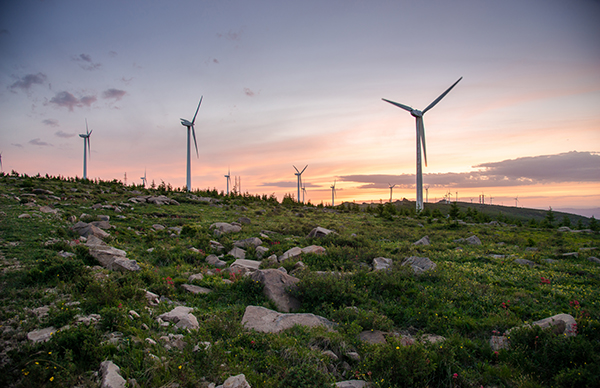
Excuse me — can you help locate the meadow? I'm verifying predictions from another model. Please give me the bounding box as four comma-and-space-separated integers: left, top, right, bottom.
0, 172, 598, 387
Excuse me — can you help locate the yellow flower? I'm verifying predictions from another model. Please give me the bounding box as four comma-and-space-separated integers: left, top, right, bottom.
50, 377, 54, 381
178, 365, 182, 369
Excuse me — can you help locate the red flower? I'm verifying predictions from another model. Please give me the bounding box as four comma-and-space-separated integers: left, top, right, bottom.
453, 373, 458, 379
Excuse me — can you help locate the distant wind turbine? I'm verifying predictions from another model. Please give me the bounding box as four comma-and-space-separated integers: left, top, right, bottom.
388, 183, 396, 203
0, 152, 3, 172
79, 119, 92, 180
141, 169, 147, 187
225, 168, 231, 195
293, 165, 307, 203
302, 184, 307, 204
515, 196, 519, 207
425, 185, 430, 203
383, 77, 462, 211
331, 180, 337, 206
180, 97, 202, 191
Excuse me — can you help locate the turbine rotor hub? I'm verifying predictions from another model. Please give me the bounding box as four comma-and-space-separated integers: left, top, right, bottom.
411, 110, 423, 118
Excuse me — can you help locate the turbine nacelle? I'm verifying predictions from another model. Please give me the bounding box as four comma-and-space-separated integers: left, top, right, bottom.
410, 110, 423, 118
180, 119, 193, 127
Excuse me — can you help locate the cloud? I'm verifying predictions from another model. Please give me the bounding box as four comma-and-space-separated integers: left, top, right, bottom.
217, 29, 243, 41
243, 88, 255, 97
340, 151, 600, 189
72, 53, 101, 70
55, 130, 75, 138
102, 88, 127, 100
9, 73, 47, 91
42, 119, 59, 127
259, 181, 320, 188
12, 143, 23, 148
121, 77, 133, 85
49, 91, 97, 111
29, 138, 53, 147
213, 58, 219, 64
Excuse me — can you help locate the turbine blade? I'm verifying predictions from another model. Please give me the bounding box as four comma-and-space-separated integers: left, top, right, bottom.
422, 77, 462, 114
191, 125, 199, 158
87, 137, 91, 161
300, 165, 308, 174
192, 96, 203, 125
293, 165, 299, 173
419, 118, 427, 167
382, 98, 413, 113
85, 118, 89, 135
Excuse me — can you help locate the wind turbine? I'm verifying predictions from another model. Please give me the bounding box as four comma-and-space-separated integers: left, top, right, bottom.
180, 97, 202, 192
330, 180, 337, 206
388, 183, 396, 203
383, 77, 462, 212
425, 185, 430, 203
79, 119, 92, 180
302, 184, 307, 204
140, 169, 147, 187
0, 152, 3, 172
293, 165, 307, 203
515, 196, 519, 207
224, 168, 231, 195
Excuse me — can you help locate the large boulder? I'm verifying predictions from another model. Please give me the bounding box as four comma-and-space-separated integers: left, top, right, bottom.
158, 306, 199, 330
401, 256, 436, 274
99, 360, 126, 388
234, 237, 262, 248
372, 257, 392, 271
307, 227, 334, 238
414, 236, 430, 246
210, 222, 242, 236
230, 259, 261, 271
250, 269, 301, 312
241, 305, 335, 333
85, 236, 140, 272
206, 254, 227, 267
279, 247, 303, 262
466, 235, 482, 245
228, 247, 246, 260
73, 221, 110, 239
216, 374, 251, 388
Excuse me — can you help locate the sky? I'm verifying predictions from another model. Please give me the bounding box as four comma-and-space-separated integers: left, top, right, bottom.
1, 0, 599, 217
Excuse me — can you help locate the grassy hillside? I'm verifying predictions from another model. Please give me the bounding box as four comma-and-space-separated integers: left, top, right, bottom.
0, 172, 599, 387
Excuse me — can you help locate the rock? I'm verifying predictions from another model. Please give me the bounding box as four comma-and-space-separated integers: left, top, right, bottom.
345, 352, 360, 361
145, 290, 159, 305
100, 360, 126, 388
558, 226, 572, 232
27, 327, 56, 343
237, 217, 252, 225
234, 237, 262, 249
32, 188, 53, 195
18, 213, 31, 218
113, 258, 141, 272
86, 237, 140, 272
159, 333, 187, 350
128, 310, 140, 319
301, 245, 326, 255
359, 330, 387, 344
372, 257, 392, 271
490, 335, 509, 351
414, 236, 430, 246
307, 226, 334, 238
466, 235, 482, 245
588, 257, 600, 264
188, 273, 204, 282
39, 205, 58, 214
210, 240, 225, 252
210, 222, 242, 236
158, 306, 199, 330
98, 215, 110, 221
228, 247, 247, 260
529, 313, 577, 336
217, 374, 251, 388
525, 247, 538, 252
255, 246, 269, 258
322, 350, 339, 360
73, 221, 111, 239
250, 269, 301, 312
262, 254, 278, 266
401, 256, 437, 274
230, 258, 261, 272
241, 305, 335, 333
206, 254, 227, 268
562, 252, 579, 258
544, 259, 559, 264
335, 380, 370, 388
514, 258, 535, 266
181, 284, 212, 294
33, 306, 50, 318
152, 224, 165, 231
279, 247, 302, 262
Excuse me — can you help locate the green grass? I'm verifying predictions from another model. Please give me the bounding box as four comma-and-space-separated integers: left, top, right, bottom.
0, 172, 598, 387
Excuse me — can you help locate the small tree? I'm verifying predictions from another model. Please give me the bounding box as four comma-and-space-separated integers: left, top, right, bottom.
590, 216, 599, 231
449, 202, 460, 219
544, 207, 556, 228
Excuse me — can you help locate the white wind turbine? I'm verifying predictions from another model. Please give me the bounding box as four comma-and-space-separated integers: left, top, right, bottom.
140, 169, 147, 187
515, 196, 519, 208
383, 77, 462, 212
79, 119, 92, 180
302, 184, 307, 204
388, 183, 396, 203
293, 165, 308, 203
180, 97, 202, 191
225, 168, 231, 195
330, 180, 337, 206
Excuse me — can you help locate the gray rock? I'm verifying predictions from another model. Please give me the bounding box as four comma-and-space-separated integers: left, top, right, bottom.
237, 217, 252, 225
39, 205, 58, 214
100, 360, 126, 388
234, 237, 262, 249
588, 256, 600, 264
206, 254, 227, 268
158, 306, 199, 330
152, 224, 165, 231
18, 213, 31, 218
231, 258, 261, 271
73, 221, 111, 239
322, 350, 339, 361
210, 222, 242, 236
414, 236, 430, 246
255, 246, 269, 259
557, 226, 572, 232
301, 245, 326, 255
188, 273, 204, 282
279, 247, 302, 262
85, 237, 139, 272
113, 258, 141, 272
359, 330, 386, 344
241, 305, 335, 333
544, 259, 559, 264
514, 258, 535, 266
401, 256, 436, 274
228, 247, 246, 260
490, 335, 509, 351
307, 226, 334, 238
210, 240, 225, 252
335, 380, 370, 388
98, 215, 110, 221
525, 247, 538, 252
217, 374, 251, 388
345, 352, 360, 361
529, 313, 577, 336
372, 257, 392, 271
250, 269, 301, 312
562, 252, 579, 258
181, 284, 212, 294
27, 327, 56, 343
466, 235, 482, 245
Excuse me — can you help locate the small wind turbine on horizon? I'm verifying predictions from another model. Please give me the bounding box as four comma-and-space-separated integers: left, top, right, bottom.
225, 168, 231, 195
515, 196, 519, 207
79, 119, 92, 180
331, 180, 337, 206
302, 184, 307, 204
388, 183, 396, 203
141, 169, 147, 187
383, 77, 462, 212
180, 97, 202, 192
293, 165, 308, 203
0, 152, 3, 172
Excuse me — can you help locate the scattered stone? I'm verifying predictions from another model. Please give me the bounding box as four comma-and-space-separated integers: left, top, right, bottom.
188, 273, 204, 283
18, 213, 31, 219
279, 247, 302, 262
128, 310, 140, 319
210, 222, 242, 236
241, 305, 335, 333
228, 247, 246, 260
525, 247, 538, 252
557, 226, 572, 232
372, 257, 392, 271
322, 350, 339, 360
39, 205, 58, 214
210, 240, 225, 252
514, 258, 535, 266
345, 352, 360, 361
414, 236, 430, 246
529, 313, 577, 336
335, 380, 370, 388
359, 330, 386, 344
100, 360, 127, 388
73, 221, 110, 239
237, 217, 252, 225
490, 335, 509, 351
152, 224, 165, 231
307, 226, 334, 238
255, 246, 269, 258
250, 269, 300, 312
158, 306, 199, 330
159, 333, 187, 350
206, 254, 227, 268
86, 236, 140, 272
466, 235, 482, 245
145, 290, 160, 305
146, 338, 157, 346
216, 374, 251, 388
181, 284, 212, 294
301, 245, 326, 255
588, 257, 600, 264
562, 252, 579, 258
32, 306, 50, 319
27, 327, 56, 343
401, 256, 436, 274
230, 259, 261, 271
233, 237, 262, 249
98, 215, 110, 221
544, 259, 559, 264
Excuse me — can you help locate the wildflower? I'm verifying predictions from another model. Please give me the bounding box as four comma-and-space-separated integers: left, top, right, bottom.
50, 377, 54, 382
178, 365, 182, 370
453, 373, 458, 379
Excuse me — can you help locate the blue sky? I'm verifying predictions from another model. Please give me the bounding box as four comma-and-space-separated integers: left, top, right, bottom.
1, 0, 599, 214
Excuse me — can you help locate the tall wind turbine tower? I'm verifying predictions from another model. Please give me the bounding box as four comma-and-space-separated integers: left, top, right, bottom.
180, 97, 202, 191
302, 184, 307, 204
388, 183, 396, 203
140, 169, 147, 187
225, 168, 231, 195
425, 185, 430, 203
293, 165, 307, 203
79, 119, 92, 180
383, 77, 462, 212
331, 180, 337, 206
0, 152, 3, 172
